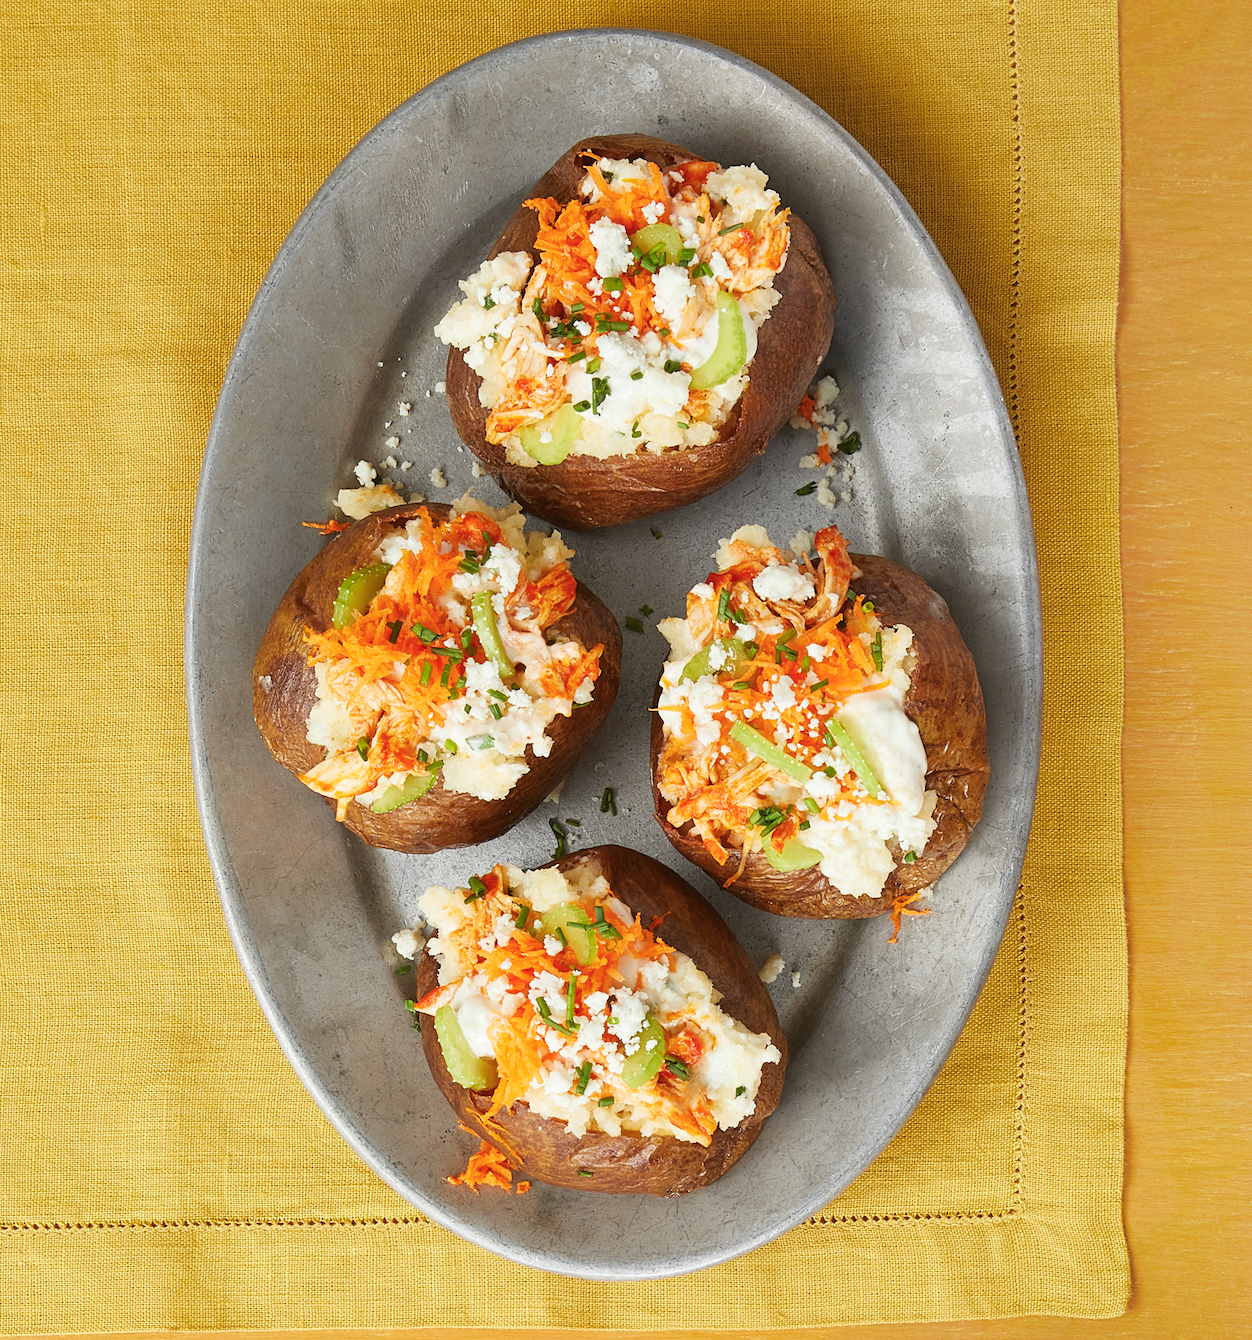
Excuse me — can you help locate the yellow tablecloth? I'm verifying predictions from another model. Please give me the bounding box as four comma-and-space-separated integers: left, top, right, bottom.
0, 0, 1127, 1330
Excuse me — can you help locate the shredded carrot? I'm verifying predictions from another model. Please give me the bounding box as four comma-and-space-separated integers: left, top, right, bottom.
448, 1136, 526, 1193
796, 394, 816, 424
302, 518, 352, 534
888, 889, 931, 944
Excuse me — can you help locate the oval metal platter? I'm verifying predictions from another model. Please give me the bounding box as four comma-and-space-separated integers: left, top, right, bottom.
186, 30, 1041, 1280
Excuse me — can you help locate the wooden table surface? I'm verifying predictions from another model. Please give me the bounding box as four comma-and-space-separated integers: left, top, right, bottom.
33, 0, 1250, 1336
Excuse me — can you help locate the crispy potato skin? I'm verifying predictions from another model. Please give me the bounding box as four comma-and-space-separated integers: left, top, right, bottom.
252, 503, 621, 854
650, 555, 990, 918
445, 134, 836, 530
418, 845, 787, 1195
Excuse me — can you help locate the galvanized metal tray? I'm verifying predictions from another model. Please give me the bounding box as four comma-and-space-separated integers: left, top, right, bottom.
186, 30, 1041, 1281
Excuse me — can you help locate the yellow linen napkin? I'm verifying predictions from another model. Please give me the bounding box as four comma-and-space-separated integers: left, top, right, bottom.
0, 0, 1126, 1330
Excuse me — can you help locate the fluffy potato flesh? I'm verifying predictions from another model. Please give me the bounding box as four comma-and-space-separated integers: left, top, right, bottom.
414, 846, 788, 1195
252, 501, 621, 853
649, 531, 989, 919
442, 134, 836, 530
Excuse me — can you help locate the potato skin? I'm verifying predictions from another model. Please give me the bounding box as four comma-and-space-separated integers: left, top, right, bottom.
445, 134, 837, 530
650, 555, 990, 918
252, 502, 621, 853
418, 845, 788, 1195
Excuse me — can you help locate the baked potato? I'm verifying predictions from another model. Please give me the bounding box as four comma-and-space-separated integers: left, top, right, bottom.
407, 845, 787, 1196
437, 134, 836, 530
253, 498, 620, 853
649, 523, 989, 919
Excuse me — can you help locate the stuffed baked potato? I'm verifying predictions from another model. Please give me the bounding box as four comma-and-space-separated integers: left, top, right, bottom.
406, 846, 787, 1196
253, 497, 620, 853
649, 523, 988, 920
437, 133, 836, 530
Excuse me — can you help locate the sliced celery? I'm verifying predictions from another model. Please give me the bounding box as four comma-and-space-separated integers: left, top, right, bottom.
332, 563, 391, 629
729, 721, 813, 783
630, 223, 684, 265
620, 1015, 666, 1089
828, 719, 886, 799
681, 637, 752, 682
690, 292, 747, 390
370, 770, 437, 814
538, 902, 597, 966
434, 1006, 498, 1092
470, 592, 515, 680
764, 837, 824, 872
519, 402, 581, 465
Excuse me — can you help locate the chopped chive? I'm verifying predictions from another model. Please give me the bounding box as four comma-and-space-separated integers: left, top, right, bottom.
461, 627, 474, 650
810, 678, 828, 691
570, 301, 585, 313
514, 904, 531, 929
801, 655, 811, 672
639, 604, 653, 616
651, 527, 662, 539
554, 926, 567, 947
482, 294, 496, 309
690, 261, 713, 278
417, 749, 428, 764
471, 734, 494, 750
577, 1170, 594, 1177
904, 851, 918, 864
573, 399, 591, 412
488, 688, 508, 701
394, 963, 412, 974
805, 798, 820, 813
603, 277, 624, 292
795, 481, 818, 496
863, 600, 875, 612
575, 1060, 592, 1094
631, 420, 641, 438
386, 619, 403, 643
732, 680, 752, 690
630, 369, 644, 380
445, 740, 457, 754
735, 1085, 746, 1097
488, 702, 502, 719
535, 998, 575, 1036
598, 1095, 615, 1108
872, 632, 883, 671
566, 971, 578, 1027
717, 589, 731, 622
678, 247, 696, 265
625, 616, 644, 634
600, 787, 616, 815
586, 356, 602, 374
718, 222, 746, 236
568, 349, 586, 363
356, 736, 369, 760
838, 431, 861, 455
439, 664, 451, 687
799, 820, 811, 830
468, 875, 487, 898
414, 623, 436, 643
565, 818, 581, 827
663, 358, 682, 373
824, 765, 836, 778
532, 297, 544, 319
550, 818, 567, 857
420, 662, 432, 686
663, 1056, 691, 1079
677, 422, 689, 430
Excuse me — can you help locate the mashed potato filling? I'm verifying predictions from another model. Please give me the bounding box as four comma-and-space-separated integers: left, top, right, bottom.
405, 861, 781, 1144
299, 494, 606, 816
654, 523, 937, 898
434, 155, 790, 464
